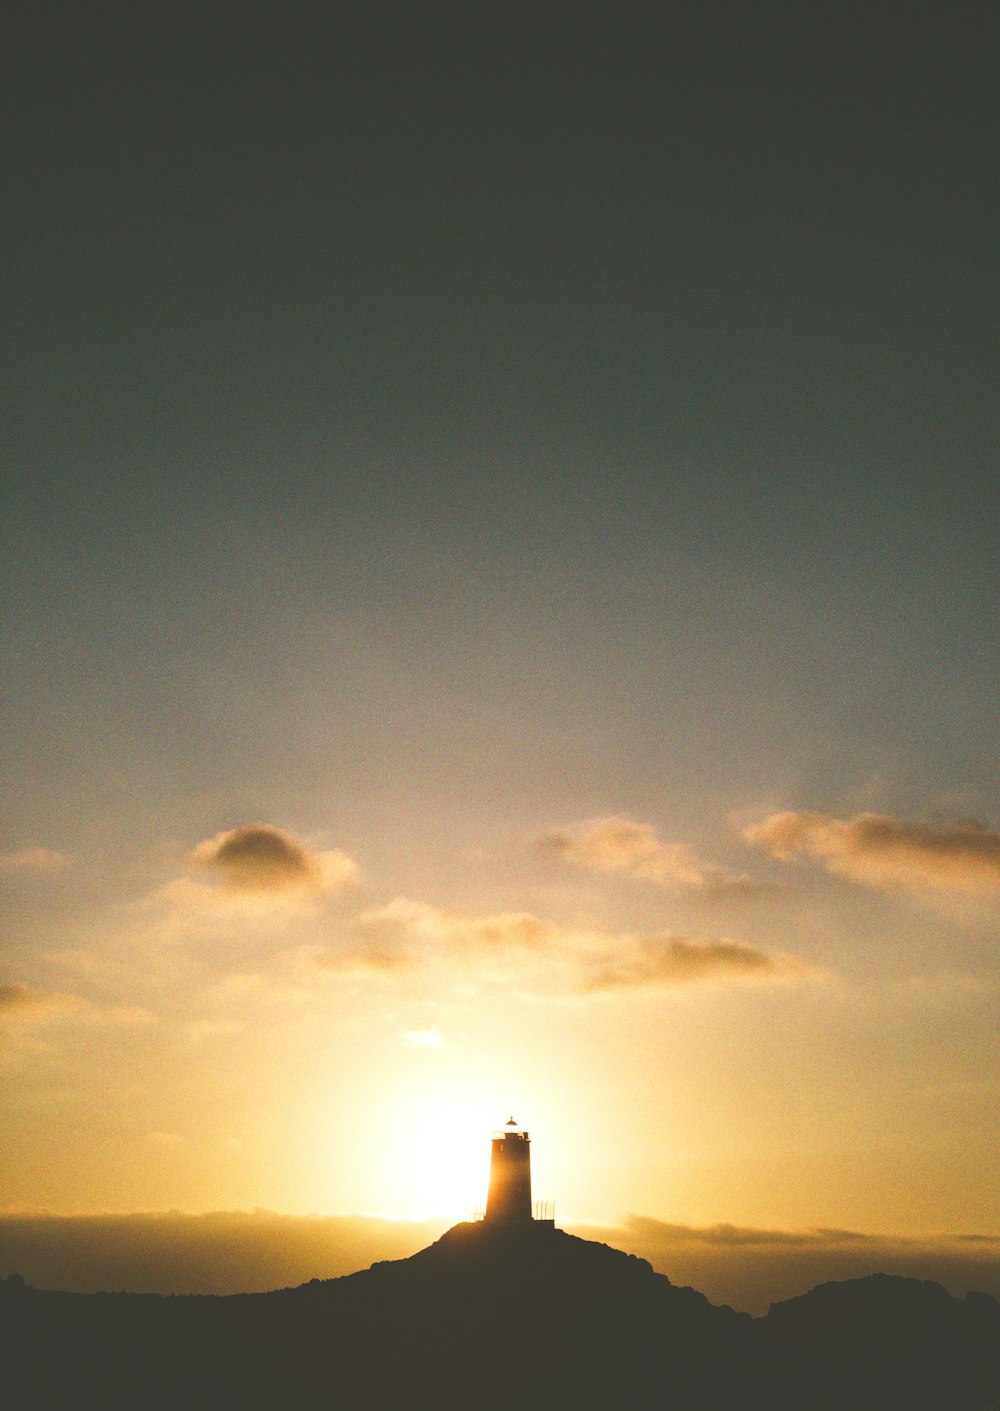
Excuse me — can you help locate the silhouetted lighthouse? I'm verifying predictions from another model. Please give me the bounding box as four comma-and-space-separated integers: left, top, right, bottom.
485, 1116, 532, 1224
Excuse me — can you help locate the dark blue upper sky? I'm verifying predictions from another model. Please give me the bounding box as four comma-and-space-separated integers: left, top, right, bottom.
3, 1, 998, 859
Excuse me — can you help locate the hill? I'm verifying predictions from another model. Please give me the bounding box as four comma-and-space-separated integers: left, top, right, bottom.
3, 1221, 997, 1409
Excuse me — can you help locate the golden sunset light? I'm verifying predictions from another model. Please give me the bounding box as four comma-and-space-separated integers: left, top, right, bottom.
2, 3, 998, 1338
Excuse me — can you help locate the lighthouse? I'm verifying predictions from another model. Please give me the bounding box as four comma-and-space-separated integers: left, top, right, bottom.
484, 1116, 533, 1224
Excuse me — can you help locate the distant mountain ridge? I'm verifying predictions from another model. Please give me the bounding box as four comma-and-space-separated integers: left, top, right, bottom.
3, 1221, 998, 1410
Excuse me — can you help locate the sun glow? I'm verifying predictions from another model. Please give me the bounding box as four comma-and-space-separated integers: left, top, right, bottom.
368, 1081, 508, 1221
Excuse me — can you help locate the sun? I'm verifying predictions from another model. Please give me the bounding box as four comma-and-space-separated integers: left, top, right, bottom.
369, 1082, 503, 1221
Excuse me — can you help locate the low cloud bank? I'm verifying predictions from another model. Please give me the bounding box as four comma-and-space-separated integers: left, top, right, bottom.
1, 1211, 996, 1315
0, 1212, 449, 1296
573, 1216, 1000, 1314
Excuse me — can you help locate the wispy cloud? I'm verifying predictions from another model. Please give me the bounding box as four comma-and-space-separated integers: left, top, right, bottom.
743, 811, 1000, 896
145, 1130, 184, 1147
0, 846, 70, 873
357, 897, 552, 949
336, 896, 818, 997
532, 815, 768, 896
184, 1018, 246, 1046
0, 983, 81, 1023
894, 970, 1000, 1002
400, 1028, 446, 1050
619, 1216, 884, 1248
302, 900, 552, 985
0, 982, 155, 1028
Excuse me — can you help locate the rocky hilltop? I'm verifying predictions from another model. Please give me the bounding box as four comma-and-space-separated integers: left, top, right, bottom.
3, 1221, 997, 1410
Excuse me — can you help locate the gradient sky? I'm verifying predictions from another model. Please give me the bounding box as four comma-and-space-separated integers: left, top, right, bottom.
2, 2, 998, 1278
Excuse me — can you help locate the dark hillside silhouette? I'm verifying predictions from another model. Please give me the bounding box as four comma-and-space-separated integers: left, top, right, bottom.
3, 1223, 998, 1410
752, 1272, 1000, 1410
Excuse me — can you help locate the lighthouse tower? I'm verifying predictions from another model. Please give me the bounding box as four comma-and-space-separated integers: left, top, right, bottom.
485, 1116, 533, 1224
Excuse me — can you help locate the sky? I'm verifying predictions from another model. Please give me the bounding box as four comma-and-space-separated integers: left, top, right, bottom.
2, 2, 998, 1305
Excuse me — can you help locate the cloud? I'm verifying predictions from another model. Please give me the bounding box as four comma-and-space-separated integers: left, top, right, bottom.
576, 935, 810, 995
98, 1005, 159, 1026
897, 970, 1000, 1002
185, 1018, 246, 1045
0, 1212, 995, 1315
311, 944, 415, 979
300, 900, 554, 985
617, 1217, 881, 1248
187, 824, 358, 895
343, 897, 816, 996
573, 1216, 1000, 1314
0, 983, 80, 1023
357, 897, 553, 950
743, 811, 1000, 896
0, 846, 70, 872
0, 983, 154, 1028
400, 1028, 446, 1050
147, 824, 359, 928
0, 1211, 451, 1296
533, 815, 768, 896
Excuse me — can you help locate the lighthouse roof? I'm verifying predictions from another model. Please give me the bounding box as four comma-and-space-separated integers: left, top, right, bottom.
493, 1116, 530, 1140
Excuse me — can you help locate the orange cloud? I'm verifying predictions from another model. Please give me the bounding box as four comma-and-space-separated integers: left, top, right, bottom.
0, 983, 153, 1027
533, 815, 767, 895
186, 823, 358, 895
357, 897, 552, 949
743, 811, 1000, 896
344, 897, 815, 995
0, 983, 80, 1022
576, 935, 807, 994
308, 900, 553, 983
